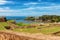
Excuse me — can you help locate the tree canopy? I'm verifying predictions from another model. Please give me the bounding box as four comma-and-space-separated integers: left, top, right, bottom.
25, 15, 60, 22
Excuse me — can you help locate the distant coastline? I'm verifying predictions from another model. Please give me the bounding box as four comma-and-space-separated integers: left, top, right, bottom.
5, 15, 60, 23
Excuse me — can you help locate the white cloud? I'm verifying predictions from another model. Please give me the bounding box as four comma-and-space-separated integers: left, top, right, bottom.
0, 7, 21, 16
22, 4, 60, 11
24, 2, 57, 9
38, 5, 60, 10
0, 0, 7, 5
24, 2, 54, 6
0, 7, 20, 13
24, 2, 39, 5
0, 2, 60, 16
0, 0, 14, 5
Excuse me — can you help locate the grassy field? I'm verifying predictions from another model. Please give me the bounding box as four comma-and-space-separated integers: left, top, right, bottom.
0, 22, 60, 35
0, 22, 8, 30
40, 26, 60, 34
13, 26, 60, 34
13, 23, 60, 34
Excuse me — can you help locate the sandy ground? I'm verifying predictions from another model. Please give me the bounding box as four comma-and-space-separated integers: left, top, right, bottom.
0, 30, 60, 40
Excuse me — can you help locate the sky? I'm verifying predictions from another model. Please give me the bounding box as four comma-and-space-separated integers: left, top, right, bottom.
0, 0, 60, 16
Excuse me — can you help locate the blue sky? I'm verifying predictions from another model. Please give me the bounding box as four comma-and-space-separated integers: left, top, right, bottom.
0, 0, 60, 16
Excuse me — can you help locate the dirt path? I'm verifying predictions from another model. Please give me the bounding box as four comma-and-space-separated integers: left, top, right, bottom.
0, 30, 60, 40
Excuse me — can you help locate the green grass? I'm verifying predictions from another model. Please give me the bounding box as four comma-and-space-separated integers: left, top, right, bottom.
13, 26, 60, 34
17, 22, 30, 26
0, 22, 8, 30
7, 20, 15, 22
13, 28, 40, 33
40, 26, 60, 34
0, 22, 60, 35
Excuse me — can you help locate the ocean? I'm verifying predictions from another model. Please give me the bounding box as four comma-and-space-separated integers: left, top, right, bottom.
6, 16, 26, 20
6, 16, 33, 23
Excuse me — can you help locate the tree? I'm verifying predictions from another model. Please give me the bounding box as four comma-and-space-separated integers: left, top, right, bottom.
25, 17, 35, 21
